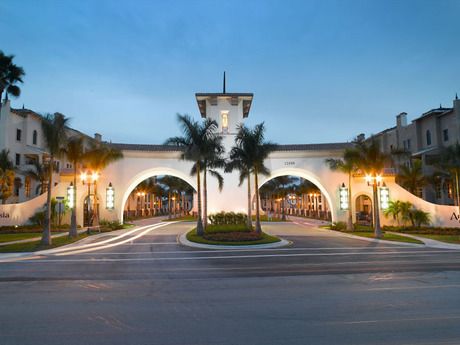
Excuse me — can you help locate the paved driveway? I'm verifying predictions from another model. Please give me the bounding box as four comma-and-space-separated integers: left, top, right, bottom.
1, 218, 460, 345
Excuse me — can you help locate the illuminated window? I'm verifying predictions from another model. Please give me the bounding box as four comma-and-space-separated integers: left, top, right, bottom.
221, 111, 229, 133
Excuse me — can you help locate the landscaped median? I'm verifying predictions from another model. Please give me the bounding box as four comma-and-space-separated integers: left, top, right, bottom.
186, 224, 281, 246
181, 212, 289, 248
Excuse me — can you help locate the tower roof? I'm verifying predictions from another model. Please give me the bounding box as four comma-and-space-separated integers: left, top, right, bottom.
195, 93, 253, 118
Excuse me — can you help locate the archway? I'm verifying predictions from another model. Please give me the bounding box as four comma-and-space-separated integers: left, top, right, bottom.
119, 167, 197, 223
355, 194, 372, 226
258, 167, 336, 222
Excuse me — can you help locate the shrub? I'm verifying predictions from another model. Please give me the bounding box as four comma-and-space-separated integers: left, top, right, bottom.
29, 210, 45, 226
330, 221, 347, 231
208, 212, 248, 225
204, 231, 263, 242
99, 219, 125, 230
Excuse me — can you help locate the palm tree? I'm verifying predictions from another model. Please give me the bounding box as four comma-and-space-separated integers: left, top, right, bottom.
233, 123, 277, 234
83, 142, 123, 227
66, 137, 85, 238
354, 138, 391, 238
0, 50, 25, 101
199, 136, 225, 230
435, 143, 460, 214
41, 113, 69, 245
226, 128, 253, 229
399, 201, 413, 227
26, 160, 50, 195
383, 200, 402, 226
326, 148, 360, 230
0, 149, 14, 204
164, 114, 220, 236
0, 150, 14, 204
397, 159, 427, 196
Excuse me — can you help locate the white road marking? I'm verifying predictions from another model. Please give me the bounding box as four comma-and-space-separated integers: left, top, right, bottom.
14, 249, 457, 263
339, 315, 460, 325
70, 246, 429, 256
52, 222, 177, 256
367, 284, 460, 291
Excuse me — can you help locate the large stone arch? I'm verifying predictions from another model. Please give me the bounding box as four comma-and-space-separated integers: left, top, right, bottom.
258, 167, 337, 222
118, 166, 197, 223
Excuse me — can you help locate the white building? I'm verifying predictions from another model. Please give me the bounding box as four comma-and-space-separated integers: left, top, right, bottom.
0, 99, 96, 203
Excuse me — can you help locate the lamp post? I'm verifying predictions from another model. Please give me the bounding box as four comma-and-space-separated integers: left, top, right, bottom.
81, 171, 99, 234
365, 173, 383, 238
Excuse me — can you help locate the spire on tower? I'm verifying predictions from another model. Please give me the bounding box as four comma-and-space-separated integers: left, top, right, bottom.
456, 93, 458, 100
223, 71, 226, 94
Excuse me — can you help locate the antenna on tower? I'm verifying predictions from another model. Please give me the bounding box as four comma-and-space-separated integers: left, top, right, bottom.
223, 71, 226, 94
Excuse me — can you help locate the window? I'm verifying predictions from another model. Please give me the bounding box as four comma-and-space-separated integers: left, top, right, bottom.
14, 178, 22, 197
32, 130, 37, 145
221, 111, 229, 133
443, 129, 449, 142
16, 129, 22, 141
25, 176, 31, 198
407, 139, 411, 150
15, 153, 20, 166
426, 130, 431, 146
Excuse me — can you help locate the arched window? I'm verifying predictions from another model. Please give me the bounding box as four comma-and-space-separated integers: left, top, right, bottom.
426, 130, 432, 146
32, 130, 37, 145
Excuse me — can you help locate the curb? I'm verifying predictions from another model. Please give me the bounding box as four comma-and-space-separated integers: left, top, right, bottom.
178, 232, 292, 250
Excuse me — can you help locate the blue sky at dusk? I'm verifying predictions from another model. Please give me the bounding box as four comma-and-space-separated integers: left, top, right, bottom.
1, 0, 459, 145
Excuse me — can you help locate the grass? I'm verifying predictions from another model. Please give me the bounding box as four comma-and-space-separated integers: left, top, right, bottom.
251, 215, 286, 222
0, 233, 90, 253
410, 234, 460, 244
163, 215, 197, 222
186, 226, 281, 246
0, 232, 63, 243
348, 231, 423, 244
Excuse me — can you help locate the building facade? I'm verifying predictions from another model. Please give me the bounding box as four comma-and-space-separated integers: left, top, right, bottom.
371, 95, 460, 204
0, 99, 95, 203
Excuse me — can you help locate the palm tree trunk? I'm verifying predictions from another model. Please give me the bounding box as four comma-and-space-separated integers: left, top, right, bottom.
254, 168, 262, 234
247, 171, 252, 229
203, 165, 207, 231
196, 162, 204, 236
69, 165, 78, 238
373, 181, 382, 238
456, 170, 460, 215
168, 191, 171, 219
42, 156, 53, 245
347, 172, 354, 231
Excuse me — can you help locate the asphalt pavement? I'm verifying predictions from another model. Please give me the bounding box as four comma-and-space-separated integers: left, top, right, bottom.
1, 218, 460, 345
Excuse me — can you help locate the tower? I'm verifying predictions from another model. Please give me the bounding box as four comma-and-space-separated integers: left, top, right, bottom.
195, 76, 253, 152
194, 77, 254, 214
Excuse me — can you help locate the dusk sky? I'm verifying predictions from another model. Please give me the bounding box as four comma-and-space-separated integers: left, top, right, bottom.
1, 0, 459, 145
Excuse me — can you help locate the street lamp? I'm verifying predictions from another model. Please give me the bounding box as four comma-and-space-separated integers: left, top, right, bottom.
365, 173, 383, 238
106, 182, 114, 210
81, 170, 99, 234
339, 183, 349, 211
67, 182, 75, 209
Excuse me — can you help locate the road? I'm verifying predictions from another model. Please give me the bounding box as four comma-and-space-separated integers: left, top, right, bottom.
1, 218, 460, 345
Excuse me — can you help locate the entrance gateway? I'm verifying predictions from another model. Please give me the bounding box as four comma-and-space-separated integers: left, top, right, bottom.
91, 86, 458, 228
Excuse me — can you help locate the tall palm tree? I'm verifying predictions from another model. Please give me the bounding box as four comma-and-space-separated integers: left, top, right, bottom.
231, 123, 277, 234
66, 137, 85, 238
226, 129, 253, 228
164, 114, 220, 236
435, 143, 460, 214
26, 160, 51, 195
84, 142, 123, 227
41, 113, 69, 245
199, 136, 225, 230
0, 150, 14, 204
397, 159, 427, 196
0, 50, 25, 101
326, 147, 360, 230
354, 138, 390, 238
